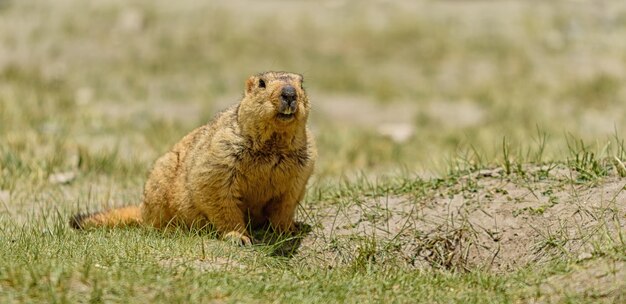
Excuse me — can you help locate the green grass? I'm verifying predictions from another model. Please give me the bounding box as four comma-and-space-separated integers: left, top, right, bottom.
1, 0, 626, 303
0, 227, 517, 303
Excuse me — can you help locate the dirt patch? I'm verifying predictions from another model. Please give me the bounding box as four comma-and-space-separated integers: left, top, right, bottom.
535, 259, 626, 303
299, 164, 626, 272
313, 94, 417, 127
427, 100, 486, 129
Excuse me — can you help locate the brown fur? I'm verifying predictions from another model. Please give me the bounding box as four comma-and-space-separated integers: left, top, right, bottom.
72, 71, 316, 245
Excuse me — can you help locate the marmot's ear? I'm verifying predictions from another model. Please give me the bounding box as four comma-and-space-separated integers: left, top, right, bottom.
245, 76, 256, 95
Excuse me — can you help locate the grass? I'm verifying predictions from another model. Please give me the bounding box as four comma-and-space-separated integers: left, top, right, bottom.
0, 223, 516, 303
1, 0, 626, 303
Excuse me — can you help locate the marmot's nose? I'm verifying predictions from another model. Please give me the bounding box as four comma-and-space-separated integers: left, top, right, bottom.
281, 85, 297, 103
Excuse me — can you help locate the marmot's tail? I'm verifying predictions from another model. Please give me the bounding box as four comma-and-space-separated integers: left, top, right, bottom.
70, 206, 142, 229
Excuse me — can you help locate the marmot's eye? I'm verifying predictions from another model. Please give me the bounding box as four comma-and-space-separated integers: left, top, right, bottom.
259, 79, 266, 89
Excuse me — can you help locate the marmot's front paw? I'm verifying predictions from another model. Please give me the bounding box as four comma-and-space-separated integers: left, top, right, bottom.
223, 231, 252, 246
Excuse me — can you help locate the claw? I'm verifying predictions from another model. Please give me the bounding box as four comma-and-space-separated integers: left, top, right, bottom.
223, 231, 252, 246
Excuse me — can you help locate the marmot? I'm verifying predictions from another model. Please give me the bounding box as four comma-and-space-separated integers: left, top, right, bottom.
70, 71, 316, 245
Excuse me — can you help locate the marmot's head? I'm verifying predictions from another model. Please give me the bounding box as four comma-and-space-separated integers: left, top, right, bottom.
240, 71, 309, 129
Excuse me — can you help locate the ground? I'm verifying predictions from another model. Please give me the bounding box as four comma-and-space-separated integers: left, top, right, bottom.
1, 0, 626, 303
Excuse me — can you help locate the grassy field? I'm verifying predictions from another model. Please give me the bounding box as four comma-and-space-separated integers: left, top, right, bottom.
1, 0, 626, 302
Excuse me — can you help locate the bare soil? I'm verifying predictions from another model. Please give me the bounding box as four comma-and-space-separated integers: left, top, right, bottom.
298, 165, 626, 277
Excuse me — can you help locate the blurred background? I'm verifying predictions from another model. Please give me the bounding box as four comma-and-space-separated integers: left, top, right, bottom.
1, 0, 625, 186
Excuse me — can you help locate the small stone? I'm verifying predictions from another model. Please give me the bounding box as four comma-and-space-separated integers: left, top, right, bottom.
117, 8, 144, 33
477, 169, 502, 178
49, 171, 77, 185
377, 123, 415, 143
577, 252, 593, 261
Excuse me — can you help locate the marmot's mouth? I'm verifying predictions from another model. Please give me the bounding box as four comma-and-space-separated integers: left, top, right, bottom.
277, 112, 295, 120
